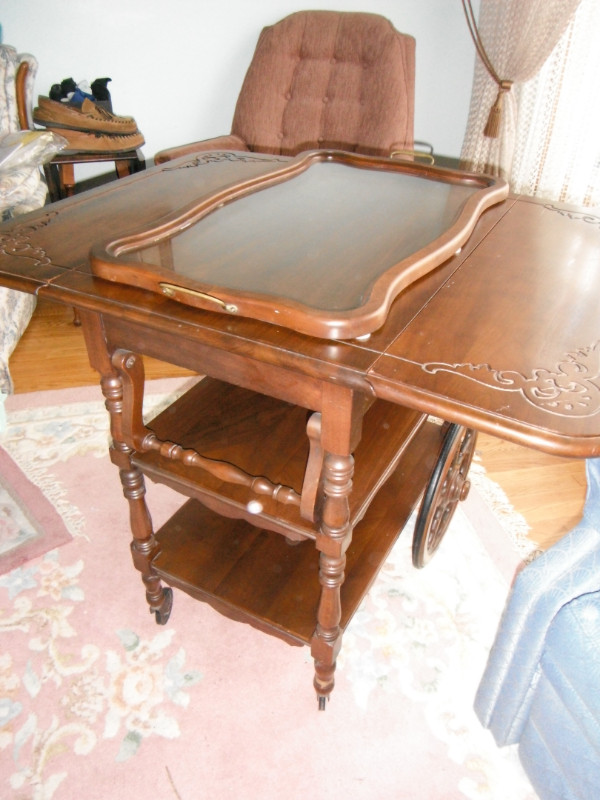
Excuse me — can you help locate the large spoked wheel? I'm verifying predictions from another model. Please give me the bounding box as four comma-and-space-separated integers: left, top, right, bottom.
412, 424, 477, 568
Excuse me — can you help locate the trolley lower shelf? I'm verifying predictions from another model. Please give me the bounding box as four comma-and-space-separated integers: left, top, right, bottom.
150, 416, 443, 646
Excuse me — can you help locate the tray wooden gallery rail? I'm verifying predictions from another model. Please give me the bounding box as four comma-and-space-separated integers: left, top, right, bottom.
90, 150, 507, 340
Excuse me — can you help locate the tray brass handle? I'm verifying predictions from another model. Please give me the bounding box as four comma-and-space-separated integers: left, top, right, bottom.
159, 282, 238, 313
391, 149, 435, 165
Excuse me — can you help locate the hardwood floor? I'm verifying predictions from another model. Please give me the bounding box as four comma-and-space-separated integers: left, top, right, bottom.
10, 298, 193, 389
475, 432, 586, 550
9, 297, 587, 551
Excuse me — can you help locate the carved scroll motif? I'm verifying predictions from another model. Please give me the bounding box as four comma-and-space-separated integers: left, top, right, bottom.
164, 151, 288, 171
0, 211, 59, 266
544, 204, 600, 228
423, 341, 600, 417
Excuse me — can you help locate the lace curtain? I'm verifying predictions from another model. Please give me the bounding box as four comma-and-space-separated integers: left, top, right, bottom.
510, 0, 600, 205
460, 0, 599, 205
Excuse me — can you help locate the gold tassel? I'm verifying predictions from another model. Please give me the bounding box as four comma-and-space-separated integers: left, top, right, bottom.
484, 80, 513, 139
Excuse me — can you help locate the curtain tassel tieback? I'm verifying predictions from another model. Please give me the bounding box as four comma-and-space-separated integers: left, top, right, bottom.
484, 80, 513, 138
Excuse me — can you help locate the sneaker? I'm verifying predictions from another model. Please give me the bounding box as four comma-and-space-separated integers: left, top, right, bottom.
34, 96, 138, 135
91, 77, 113, 112
48, 77, 113, 111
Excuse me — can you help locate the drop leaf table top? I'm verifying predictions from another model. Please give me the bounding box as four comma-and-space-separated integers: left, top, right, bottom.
1, 149, 598, 457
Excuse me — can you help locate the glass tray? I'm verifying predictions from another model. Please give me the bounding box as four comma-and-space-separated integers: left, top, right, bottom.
90, 150, 508, 340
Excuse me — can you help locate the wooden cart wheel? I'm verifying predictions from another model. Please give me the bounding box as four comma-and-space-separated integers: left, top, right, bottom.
412, 424, 477, 568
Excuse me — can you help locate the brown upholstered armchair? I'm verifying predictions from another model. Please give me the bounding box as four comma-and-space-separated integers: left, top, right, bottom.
155, 10, 416, 164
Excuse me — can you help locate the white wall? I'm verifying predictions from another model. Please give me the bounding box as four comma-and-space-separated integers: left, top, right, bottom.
2, 0, 479, 165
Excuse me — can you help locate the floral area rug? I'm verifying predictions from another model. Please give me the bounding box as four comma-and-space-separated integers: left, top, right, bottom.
0, 381, 539, 800
0, 446, 73, 576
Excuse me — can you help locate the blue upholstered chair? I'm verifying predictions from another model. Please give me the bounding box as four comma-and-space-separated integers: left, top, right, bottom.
475, 458, 600, 800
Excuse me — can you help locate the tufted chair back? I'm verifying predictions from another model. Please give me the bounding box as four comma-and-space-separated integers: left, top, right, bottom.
155, 11, 415, 164
231, 11, 415, 157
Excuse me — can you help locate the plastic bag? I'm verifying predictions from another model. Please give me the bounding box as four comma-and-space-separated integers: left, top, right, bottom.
0, 130, 67, 218
0, 129, 67, 172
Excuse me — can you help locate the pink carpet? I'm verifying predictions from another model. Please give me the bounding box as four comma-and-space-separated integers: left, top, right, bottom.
0, 381, 538, 800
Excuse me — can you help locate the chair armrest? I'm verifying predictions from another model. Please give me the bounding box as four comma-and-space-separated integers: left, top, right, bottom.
154, 134, 249, 165
475, 458, 600, 744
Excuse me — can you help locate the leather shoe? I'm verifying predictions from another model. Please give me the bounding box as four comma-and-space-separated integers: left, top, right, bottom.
33, 97, 138, 135
39, 125, 145, 153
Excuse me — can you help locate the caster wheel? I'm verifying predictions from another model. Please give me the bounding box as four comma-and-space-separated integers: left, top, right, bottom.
412, 424, 477, 568
153, 587, 173, 625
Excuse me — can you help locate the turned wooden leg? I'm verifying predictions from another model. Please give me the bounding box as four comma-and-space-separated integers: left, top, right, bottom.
79, 314, 173, 624
311, 452, 354, 708
101, 370, 173, 625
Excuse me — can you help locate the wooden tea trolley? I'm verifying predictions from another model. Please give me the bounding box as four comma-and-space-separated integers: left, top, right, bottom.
1, 150, 599, 708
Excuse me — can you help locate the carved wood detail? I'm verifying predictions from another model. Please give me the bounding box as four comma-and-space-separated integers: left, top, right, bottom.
112, 349, 302, 509
0, 211, 59, 266
422, 340, 600, 417
544, 204, 600, 228
163, 151, 288, 170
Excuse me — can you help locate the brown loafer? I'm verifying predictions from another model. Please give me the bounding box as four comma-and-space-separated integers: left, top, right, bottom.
39, 125, 145, 153
33, 96, 139, 135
